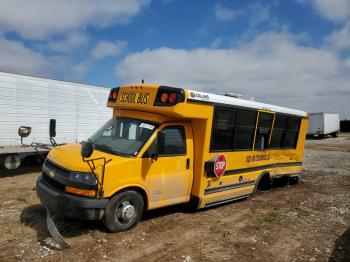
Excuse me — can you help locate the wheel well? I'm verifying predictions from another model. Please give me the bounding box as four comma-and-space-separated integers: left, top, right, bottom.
113, 186, 149, 210
256, 172, 271, 191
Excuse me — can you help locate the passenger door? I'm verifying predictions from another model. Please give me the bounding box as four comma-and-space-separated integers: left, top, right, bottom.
143, 123, 193, 208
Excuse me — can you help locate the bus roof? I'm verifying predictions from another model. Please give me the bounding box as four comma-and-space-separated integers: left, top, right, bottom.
187, 89, 307, 117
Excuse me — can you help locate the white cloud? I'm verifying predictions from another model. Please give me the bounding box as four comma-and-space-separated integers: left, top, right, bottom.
47, 32, 88, 53
324, 22, 350, 50
0, 36, 93, 81
91, 40, 126, 60
0, 0, 150, 39
300, 0, 350, 22
215, 4, 238, 22
116, 32, 350, 118
0, 37, 52, 76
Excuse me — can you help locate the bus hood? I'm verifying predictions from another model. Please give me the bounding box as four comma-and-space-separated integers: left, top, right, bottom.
47, 143, 130, 172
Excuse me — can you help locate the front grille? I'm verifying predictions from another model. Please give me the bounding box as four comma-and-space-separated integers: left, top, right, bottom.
42, 173, 65, 192
42, 160, 69, 192
44, 160, 69, 177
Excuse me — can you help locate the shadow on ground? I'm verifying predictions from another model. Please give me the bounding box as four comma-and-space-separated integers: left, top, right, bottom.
18, 177, 297, 250
19, 202, 192, 248
329, 227, 350, 262
0, 165, 42, 178
20, 204, 105, 249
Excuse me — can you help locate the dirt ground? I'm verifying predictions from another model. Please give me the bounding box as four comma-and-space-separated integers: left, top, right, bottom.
0, 134, 349, 262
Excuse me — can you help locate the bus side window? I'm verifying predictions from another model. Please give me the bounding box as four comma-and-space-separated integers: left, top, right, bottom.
159, 126, 186, 156
142, 126, 186, 158
270, 115, 301, 149
255, 112, 274, 150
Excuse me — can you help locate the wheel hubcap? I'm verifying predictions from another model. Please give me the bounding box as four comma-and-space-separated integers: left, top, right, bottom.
118, 201, 136, 223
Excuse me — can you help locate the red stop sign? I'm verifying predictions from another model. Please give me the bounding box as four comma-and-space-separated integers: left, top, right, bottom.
214, 154, 227, 177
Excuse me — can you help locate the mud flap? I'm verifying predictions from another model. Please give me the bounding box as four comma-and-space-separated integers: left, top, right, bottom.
45, 206, 70, 249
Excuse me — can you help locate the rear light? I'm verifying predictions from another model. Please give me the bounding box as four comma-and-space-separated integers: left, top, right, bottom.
108, 87, 119, 103
169, 92, 177, 103
161, 92, 169, 103
154, 86, 185, 106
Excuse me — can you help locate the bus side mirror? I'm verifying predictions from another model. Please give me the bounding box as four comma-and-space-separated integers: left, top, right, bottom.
18, 126, 32, 138
49, 119, 56, 138
81, 141, 94, 158
151, 131, 164, 161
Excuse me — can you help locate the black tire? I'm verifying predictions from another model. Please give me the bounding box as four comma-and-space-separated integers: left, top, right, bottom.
103, 191, 144, 232
331, 132, 338, 138
257, 174, 271, 191
289, 176, 300, 185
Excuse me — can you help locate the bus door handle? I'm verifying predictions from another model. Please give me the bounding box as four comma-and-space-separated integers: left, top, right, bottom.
186, 158, 190, 169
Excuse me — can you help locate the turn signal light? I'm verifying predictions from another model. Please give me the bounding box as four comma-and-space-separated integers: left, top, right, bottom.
65, 186, 96, 197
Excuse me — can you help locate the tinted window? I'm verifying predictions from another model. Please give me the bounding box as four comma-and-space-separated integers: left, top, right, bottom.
234, 110, 257, 150
254, 112, 274, 150
235, 127, 254, 149
210, 107, 257, 151
270, 114, 301, 149
274, 115, 287, 129
211, 108, 236, 150
270, 129, 284, 148
236, 110, 257, 126
159, 126, 186, 155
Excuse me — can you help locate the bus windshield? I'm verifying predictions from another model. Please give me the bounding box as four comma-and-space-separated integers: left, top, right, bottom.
88, 118, 156, 157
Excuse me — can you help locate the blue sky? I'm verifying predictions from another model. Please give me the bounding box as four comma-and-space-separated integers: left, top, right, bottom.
0, 0, 350, 118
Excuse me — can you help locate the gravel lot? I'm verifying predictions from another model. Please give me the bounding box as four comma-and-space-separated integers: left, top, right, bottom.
0, 134, 349, 262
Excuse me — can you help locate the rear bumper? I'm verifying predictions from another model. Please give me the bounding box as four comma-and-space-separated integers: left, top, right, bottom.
36, 176, 108, 220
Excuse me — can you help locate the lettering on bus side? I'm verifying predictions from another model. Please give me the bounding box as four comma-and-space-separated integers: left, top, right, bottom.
246, 154, 271, 163
120, 92, 150, 104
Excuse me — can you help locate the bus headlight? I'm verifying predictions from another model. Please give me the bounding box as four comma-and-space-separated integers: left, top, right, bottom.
69, 172, 97, 186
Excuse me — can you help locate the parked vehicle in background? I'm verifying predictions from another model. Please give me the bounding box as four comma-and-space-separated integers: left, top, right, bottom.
0, 72, 111, 170
340, 120, 350, 132
307, 113, 340, 138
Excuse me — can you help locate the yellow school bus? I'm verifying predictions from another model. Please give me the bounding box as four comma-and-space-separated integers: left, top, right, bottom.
36, 84, 308, 232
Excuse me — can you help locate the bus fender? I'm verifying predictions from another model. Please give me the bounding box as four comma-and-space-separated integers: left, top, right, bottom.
109, 184, 150, 210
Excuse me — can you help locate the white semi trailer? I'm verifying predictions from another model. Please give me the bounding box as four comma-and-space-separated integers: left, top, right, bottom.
0, 72, 111, 170
307, 112, 340, 138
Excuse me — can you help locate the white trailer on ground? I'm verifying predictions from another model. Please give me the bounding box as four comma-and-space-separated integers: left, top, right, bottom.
0, 72, 111, 170
307, 112, 340, 138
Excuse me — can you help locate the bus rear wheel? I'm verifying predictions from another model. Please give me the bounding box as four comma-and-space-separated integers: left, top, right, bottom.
103, 191, 144, 232
257, 173, 271, 191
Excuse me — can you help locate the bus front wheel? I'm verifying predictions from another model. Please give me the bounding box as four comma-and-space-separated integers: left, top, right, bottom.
103, 191, 144, 232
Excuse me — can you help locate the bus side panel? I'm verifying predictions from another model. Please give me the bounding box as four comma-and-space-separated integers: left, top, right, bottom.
190, 112, 214, 198
198, 116, 308, 208
296, 117, 308, 157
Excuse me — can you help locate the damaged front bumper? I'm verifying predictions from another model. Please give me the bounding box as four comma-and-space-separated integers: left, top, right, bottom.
36, 176, 108, 220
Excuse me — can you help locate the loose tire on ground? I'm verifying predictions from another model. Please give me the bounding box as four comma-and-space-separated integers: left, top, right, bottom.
103, 191, 144, 232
